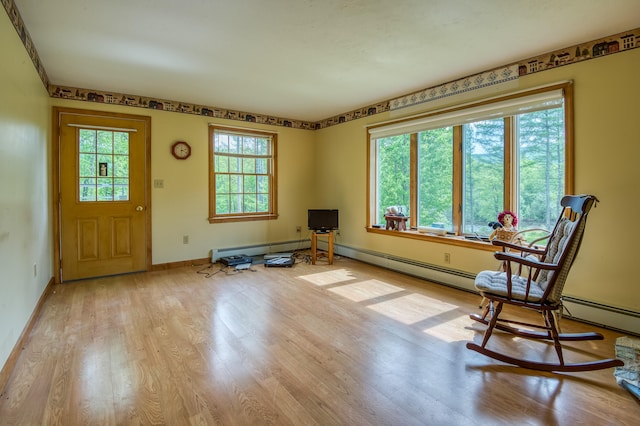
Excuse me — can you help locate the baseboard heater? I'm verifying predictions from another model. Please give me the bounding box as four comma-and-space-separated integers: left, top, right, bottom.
211, 240, 309, 263
334, 243, 640, 336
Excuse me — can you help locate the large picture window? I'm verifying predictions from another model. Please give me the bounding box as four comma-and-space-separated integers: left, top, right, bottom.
209, 125, 278, 223
368, 83, 572, 242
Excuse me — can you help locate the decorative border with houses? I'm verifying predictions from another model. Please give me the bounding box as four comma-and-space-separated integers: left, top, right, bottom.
48, 86, 318, 130
3, 0, 639, 130
517, 30, 640, 76
1, 0, 49, 88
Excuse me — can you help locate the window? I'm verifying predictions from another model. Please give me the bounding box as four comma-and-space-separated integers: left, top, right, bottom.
209, 125, 278, 223
418, 128, 453, 228
375, 134, 410, 223
78, 129, 130, 202
462, 119, 505, 234
368, 83, 572, 240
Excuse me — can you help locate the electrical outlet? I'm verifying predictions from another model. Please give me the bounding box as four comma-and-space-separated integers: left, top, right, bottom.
296, 225, 301, 232
444, 253, 451, 264
183, 235, 189, 244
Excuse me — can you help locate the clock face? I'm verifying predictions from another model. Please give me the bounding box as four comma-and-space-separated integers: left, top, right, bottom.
171, 141, 191, 159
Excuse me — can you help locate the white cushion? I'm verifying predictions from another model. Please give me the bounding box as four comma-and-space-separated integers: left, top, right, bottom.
474, 270, 545, 302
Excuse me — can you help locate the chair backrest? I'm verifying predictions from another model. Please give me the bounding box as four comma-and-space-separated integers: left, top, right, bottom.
535, 195, 598, 304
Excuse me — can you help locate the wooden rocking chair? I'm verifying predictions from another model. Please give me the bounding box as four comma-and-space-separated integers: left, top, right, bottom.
467, 194, 624, 372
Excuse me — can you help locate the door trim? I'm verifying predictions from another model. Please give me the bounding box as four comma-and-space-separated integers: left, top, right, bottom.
52, 107, 152, 283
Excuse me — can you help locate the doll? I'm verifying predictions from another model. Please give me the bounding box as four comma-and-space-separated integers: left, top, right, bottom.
489, 210, 518, 241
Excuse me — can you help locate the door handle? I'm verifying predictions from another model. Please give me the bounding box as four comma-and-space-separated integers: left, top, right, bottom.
136, 205, 144, 211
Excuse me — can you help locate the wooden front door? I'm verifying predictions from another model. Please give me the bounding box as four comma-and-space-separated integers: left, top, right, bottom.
55, 108, 151, 282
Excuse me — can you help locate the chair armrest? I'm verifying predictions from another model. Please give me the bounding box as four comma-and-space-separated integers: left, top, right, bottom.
492, 239, 546, 256
494, 251, 560, 271
512, 228, 551, 248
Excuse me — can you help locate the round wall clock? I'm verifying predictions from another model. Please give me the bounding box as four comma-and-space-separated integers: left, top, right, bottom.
171, 141, 191, 159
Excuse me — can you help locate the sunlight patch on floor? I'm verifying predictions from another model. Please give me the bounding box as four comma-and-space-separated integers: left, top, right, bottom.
328, 279, 404, 302
368, 293, 458, 325
80, 342, 121, 415
423, 315, 477, 342
297, 268, 357, 286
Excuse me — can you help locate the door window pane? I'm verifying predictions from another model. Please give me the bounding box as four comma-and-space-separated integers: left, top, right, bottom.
78, 129, 129, 202
97, 131, 113, 153
80, 178, 96, 201
97, 178, 114, 201
79, 130, 96, 152
113, 132, 129, 154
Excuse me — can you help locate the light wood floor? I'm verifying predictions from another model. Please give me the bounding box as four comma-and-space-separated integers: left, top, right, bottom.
0, 253, 637, 425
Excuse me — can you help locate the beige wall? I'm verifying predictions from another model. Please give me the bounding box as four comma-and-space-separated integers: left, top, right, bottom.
315, 47, 640, 313
0, 12, 52, 370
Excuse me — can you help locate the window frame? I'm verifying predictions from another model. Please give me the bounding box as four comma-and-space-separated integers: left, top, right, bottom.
366, 82, 573, 248
208, 125, 278, 223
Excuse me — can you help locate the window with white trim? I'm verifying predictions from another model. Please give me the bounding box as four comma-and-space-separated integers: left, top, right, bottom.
209, 125, 278, 223
368, 83, 572, 240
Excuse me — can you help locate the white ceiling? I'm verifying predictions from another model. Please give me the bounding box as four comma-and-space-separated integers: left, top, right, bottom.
13, 0, 640, 122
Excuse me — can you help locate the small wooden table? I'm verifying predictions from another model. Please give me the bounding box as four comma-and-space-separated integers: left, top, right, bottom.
311, 230, 334, 265
384, 214, 410, 231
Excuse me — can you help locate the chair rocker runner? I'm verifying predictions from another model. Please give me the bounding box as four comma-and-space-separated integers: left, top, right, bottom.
466, 194, 624, 372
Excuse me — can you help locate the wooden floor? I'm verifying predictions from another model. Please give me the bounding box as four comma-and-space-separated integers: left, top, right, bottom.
0, 253, 637, 425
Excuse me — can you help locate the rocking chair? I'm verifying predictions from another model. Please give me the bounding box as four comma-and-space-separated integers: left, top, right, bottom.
466, 194, 624, 372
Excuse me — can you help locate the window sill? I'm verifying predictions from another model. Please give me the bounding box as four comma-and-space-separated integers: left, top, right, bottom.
209, 213, 279, 224
366, 226, 497, 251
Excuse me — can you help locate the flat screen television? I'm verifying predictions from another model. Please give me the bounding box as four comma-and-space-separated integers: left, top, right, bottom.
308, 209, 339, 232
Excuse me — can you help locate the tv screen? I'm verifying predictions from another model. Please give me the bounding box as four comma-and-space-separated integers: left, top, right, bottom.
308, 209, 339, 231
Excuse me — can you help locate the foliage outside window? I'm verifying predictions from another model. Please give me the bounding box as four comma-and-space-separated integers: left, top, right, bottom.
368, 83, 572, 241
209, 125, 278, 223
78, 129, 129, 202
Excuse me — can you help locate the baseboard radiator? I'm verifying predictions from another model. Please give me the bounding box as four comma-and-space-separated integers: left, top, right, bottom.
333, 243, 640, 336
211, 239, 310, 262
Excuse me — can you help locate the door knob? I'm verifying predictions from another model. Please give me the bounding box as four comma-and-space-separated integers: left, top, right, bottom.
136, 206, 144, 211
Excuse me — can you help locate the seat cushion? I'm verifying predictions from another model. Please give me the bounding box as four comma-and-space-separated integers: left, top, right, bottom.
474, 270, 545, 302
